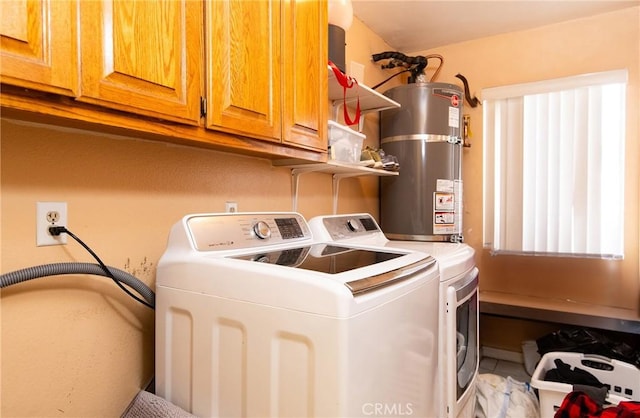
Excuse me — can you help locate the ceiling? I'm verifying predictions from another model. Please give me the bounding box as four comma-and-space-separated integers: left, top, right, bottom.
351, 0, 639, 52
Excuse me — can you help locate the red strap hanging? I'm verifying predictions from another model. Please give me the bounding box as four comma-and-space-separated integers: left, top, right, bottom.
329, 60, 361, 126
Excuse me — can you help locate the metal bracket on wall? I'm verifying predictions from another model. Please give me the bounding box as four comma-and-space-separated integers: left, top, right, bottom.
274, 160, 399, 214
289, 165, 328, 213
331, 172, 376, 214
290, 167, 373, 214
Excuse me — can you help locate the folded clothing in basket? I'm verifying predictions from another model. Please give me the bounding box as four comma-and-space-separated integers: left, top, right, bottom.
537, 329, 640, 368
531, 352, 640, 418
554, 391, 640, 418
545, 359, 605, 388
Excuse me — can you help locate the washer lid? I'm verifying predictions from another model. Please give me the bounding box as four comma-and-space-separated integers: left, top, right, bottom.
230, 243, 436, 295
381, 241, 475, 281
231, 244, 402, 273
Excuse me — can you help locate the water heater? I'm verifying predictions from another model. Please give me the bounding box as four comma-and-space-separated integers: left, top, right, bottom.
380, 82, 464, 242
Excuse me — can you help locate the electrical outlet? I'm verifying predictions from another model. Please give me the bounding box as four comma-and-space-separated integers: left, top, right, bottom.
225, 201, 238, 213
36, 202, 68, 246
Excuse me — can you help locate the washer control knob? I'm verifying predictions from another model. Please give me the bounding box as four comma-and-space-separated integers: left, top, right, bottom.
253, 221, 272, 239
346, 219, 361, 232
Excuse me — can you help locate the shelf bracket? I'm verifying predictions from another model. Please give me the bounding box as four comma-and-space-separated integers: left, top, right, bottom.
332, 175, 341, 214
274, 160, 398, 214
332, 172, 370, 214
290, 166, 328, 212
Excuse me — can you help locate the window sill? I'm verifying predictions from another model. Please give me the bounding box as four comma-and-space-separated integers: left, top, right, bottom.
479, 290, 640, 335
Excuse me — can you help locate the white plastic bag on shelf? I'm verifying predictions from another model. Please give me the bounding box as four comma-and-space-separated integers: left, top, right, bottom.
476, 373, 540, 418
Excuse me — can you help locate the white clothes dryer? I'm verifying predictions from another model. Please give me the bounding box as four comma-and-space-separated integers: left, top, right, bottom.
156, 212, 440, 417
309, 213, 479, 418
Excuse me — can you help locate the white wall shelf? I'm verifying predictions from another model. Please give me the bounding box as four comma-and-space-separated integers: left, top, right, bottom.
274, 69, 401, 214
273, 160, 398, 214
328, 66, 401, 129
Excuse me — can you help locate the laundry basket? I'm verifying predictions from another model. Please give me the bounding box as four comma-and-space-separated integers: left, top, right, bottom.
531, 351, 640, 418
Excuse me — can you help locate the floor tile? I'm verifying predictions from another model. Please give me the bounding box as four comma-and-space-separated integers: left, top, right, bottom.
479, 357, 498, 371
493, 359, 531, 383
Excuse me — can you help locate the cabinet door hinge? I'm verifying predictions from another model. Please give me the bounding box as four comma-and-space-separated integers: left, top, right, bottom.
200, 97, 207, 117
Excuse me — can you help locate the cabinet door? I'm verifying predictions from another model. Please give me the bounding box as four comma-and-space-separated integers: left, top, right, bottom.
282, 0, 327, 151
206, 0, 281, 142
0, 0, 78, 96
78, 0, 202, 125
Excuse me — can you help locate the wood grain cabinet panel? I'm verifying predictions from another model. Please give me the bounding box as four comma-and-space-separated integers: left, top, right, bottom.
78, 0, 202, 125
206, 0, 282, 142
282, 0, 327, 150
0, 0, 78, 95
206, 0, 327, 151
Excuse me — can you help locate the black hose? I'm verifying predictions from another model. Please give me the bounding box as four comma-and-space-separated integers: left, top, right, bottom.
372, 51, 428, 83
455, 74, 480, 108
0, 262, 155, 308
372, 51, 428, 67
371, 69, 411, 90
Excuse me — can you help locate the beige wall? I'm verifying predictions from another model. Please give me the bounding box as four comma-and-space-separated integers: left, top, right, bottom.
0, 21, 393, 417
410, 7, 640, 313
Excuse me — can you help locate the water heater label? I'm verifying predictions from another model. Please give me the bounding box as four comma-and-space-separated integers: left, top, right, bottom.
435, 192, 455, 210
432, 87, 460, 103
433, 180, 463, 235
449, 106, 460, 128
436, 179, 454, 192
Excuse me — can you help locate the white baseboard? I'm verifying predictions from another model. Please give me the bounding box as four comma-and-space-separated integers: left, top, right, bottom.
481, 346, 524, 364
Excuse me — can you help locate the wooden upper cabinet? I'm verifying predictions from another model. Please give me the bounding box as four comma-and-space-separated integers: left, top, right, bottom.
206, 0, 282, 142
0, 0, 78, 96
78, 0, 202, 125
282, 0, 327, 151
206, 0, 327, 151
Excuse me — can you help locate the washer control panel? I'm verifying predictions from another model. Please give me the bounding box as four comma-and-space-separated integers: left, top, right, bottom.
185, 212, 311, 251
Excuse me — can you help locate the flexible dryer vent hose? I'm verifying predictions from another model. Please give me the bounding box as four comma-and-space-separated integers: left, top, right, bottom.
0, 262, 155, 308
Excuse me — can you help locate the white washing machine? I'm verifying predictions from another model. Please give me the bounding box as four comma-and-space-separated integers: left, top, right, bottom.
309, 213, 479, 418
155, 212, 441, 417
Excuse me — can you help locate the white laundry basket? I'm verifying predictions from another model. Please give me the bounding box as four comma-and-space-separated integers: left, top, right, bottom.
531, 351, 640, 418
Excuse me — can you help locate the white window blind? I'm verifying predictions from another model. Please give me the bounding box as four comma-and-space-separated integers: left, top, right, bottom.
483, 70, 627, 258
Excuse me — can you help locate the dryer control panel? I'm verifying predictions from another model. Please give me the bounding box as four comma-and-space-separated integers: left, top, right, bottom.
318, 214, 385, 241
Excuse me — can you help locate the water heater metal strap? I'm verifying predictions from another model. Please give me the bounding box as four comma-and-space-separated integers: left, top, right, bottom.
381, 134, 460, 144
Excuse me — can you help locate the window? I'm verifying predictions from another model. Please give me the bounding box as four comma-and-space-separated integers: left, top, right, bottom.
483, 70, 627, 259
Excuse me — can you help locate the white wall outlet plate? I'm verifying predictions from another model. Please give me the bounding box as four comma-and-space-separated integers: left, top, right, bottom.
36, 202, 68, 246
